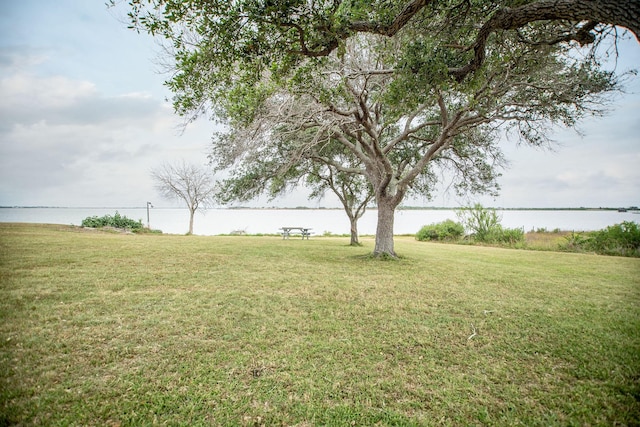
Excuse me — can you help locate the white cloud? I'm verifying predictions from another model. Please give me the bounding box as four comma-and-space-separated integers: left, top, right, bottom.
0, 65, 214, 206
0, 2, 216, 207
2, 73, 97, 105
0, 71, 167, 130
0, 48, 49, 72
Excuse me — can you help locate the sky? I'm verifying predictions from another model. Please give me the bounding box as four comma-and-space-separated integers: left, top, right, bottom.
0, 1, 638, 209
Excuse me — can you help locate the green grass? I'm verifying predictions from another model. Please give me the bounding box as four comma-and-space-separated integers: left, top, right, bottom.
1, 223, 639, 426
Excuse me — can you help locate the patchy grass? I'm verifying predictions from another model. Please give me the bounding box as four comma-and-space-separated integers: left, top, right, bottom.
1, 223, 639, 426
524, 231, 572, 251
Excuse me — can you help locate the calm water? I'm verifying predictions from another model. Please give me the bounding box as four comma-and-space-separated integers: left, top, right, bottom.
0, 207, 637, 236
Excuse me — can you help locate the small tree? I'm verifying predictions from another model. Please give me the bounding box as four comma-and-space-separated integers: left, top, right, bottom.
456, 203, 525, 245
456, 204, 503, 242
306, 163, 374, 246
151, 162, 217, 235
215, 131, 374, 246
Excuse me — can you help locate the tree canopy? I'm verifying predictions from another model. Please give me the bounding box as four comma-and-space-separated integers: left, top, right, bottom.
121, 0, 638, 123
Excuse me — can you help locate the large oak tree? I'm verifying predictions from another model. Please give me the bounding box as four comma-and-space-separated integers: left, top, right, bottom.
121, 0, 638, 256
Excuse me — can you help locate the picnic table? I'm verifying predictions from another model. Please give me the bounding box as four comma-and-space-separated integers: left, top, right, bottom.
280, 227, 312, 240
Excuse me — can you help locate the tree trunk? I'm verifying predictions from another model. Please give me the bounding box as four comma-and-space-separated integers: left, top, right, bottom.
188, 209, 195, 235
373, 197, 397, 257
349, 215, 360, 246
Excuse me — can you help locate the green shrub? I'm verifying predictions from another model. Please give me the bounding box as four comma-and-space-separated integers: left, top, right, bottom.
590, 221, 640, 256
562, 221, 640, 257
560, 231, 592, 253
81, 212, 143, 231
416, 219, 465, 241
456, 204, 524, 246
456, 203, 501, 242
496, 227, 525, 246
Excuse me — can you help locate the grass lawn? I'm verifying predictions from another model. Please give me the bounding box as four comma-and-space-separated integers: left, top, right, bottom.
1, 223, 639, 426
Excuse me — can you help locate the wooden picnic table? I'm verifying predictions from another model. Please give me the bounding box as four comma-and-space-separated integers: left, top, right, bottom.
280, 227, 312, 240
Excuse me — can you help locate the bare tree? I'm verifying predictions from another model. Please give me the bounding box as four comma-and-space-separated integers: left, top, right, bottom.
151, 161, 217, 235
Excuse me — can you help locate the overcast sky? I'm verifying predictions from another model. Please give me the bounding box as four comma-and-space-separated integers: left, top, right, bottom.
1, 1, 638, 208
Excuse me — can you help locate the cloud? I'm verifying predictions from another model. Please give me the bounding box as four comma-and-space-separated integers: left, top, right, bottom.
0, 71, 165, 131
0, 2, 215, 207
491, 142, 640, 207
0, 47, 49, 72
0, 60, 211, 206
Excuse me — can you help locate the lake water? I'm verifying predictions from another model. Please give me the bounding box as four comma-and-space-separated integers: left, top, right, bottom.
0, 207, 637, 236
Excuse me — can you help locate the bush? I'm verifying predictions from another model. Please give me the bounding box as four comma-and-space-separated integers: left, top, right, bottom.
590, 221, 640, 256
456, 204, 524, 245
81, 212, 143, 231
496, 227, 525, 246
561, 231, 592, 252
456, 203, 501, 242
416, 219, 465, 241
561, 221, 640, 257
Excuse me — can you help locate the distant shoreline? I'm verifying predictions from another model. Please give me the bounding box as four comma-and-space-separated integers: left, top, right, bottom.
1, 206, 637, 212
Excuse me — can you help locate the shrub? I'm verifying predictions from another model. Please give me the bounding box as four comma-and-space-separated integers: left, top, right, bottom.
456, 203, 501, 242
456, 204, 524, 245
561, 231, 592, 253
416, 219, 465, 241
559, 222, 640, 257
590, 221, 640, 256
81, 212, 143, 231
496, 227, 525, 246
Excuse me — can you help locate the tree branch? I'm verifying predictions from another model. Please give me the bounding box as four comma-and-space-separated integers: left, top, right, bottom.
350, 0, 432, 36
450, 0, 640, 82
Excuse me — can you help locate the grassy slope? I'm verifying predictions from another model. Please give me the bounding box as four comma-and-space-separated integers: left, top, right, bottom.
0, 223, 638, 426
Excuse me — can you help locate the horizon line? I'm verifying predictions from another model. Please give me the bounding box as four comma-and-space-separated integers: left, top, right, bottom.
1, 205, 637, 211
